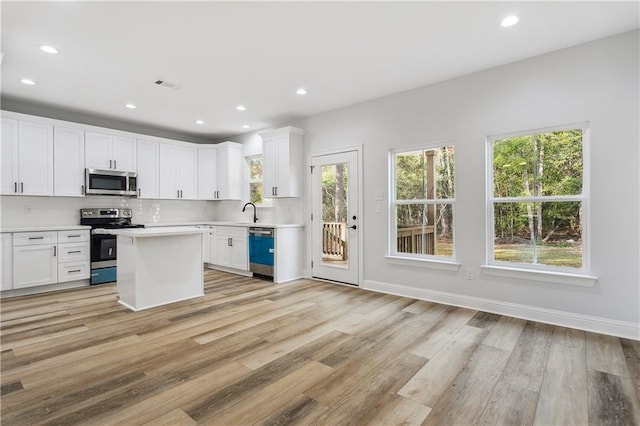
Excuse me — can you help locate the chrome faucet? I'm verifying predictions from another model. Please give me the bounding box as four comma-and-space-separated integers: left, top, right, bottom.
242, 202, 258, 223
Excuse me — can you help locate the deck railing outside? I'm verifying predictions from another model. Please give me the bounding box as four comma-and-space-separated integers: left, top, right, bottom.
322, 222, 347, 260
397, 225, 435, 255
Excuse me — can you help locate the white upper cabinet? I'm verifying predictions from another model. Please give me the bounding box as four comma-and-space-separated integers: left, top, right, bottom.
261, 126, 304, 198
54, 126, 85, 197
197, 142, 243, 200
197, 147, 218, 200
137, 139, 159, 199
85, 131, 137, 171
159, 143, 197, 200
1, 118, 54, 196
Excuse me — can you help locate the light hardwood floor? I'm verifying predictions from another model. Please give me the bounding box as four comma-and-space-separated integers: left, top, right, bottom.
1, 269, 638, 425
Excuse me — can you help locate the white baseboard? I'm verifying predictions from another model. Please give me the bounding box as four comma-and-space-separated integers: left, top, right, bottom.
1, 279, 90, 298
362, 279, 640, 340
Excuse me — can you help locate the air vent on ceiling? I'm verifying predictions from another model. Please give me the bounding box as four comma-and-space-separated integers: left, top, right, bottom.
154, 79, 182, 90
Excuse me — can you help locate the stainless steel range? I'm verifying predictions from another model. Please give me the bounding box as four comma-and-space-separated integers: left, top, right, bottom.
80, 208, 144, 285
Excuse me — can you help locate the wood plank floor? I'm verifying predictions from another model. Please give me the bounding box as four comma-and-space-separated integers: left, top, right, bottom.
1, 269, 638, 425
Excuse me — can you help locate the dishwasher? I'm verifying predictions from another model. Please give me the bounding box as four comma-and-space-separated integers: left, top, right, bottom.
248, 227, 275, 278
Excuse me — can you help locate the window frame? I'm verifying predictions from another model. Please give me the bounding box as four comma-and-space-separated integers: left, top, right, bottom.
388, 142, 457, 264
485, 122, 591, 276
245, 154, 271, 207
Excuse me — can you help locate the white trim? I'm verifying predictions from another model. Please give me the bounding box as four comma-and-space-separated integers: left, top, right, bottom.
485, 124, 591, 275
308, 144, 364, 286
362, 278, 639, 340
384, 255, 461, 271
481, 264, 597, 287
118, 293, 204, 312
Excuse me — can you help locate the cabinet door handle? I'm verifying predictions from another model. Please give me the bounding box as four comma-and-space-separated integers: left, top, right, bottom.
177, 189, 180, 198
14, 182, 17, 193
68, 235, 81, 238
110, 159, 113, 169
138, 188, 141, 197
29, 236, 44, 240
81, 185, 85, 195
228, 237, 232, 246
114, 160, 117, 169
68, 250, 82, 254
69, 269, 82, 273
21, 182, 24, 193
275, 186, 278, 196
181, 190, 183, 198
53, 246, 57, 257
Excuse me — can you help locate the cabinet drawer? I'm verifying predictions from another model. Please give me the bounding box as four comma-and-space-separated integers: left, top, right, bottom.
58, 230, 90, 243
58, 242, 90, 262
13, 231, 57, 246
217, 226, 246, 237
58, 261, 90, 282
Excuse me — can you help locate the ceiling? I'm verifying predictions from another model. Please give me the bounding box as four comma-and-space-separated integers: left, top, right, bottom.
2, 1, 638, 141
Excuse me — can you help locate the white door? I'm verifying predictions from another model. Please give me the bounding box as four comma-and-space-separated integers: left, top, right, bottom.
85, 132, 112, 169
1, 118, 19, 195
18, 121, 54, 196
178, 146, 198, 200
112, 136, 137, 171
311, 150, 359, 285
159, 144, 179, 199
13, 244, 58, 289
137, 139, 159, 199
197, 148, 217, 200
54, 126, 85, 196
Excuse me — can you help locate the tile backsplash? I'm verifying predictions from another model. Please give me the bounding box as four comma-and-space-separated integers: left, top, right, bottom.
0, 196, 304, 227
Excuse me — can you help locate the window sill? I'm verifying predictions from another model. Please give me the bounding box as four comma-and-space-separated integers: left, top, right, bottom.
481, 265, 597, 287
385, 255, 461, 271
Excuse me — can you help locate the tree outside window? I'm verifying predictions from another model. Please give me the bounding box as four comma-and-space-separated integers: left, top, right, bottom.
391, 145, 455, 259
248, 156, 265, 205
489, 127, 587, 270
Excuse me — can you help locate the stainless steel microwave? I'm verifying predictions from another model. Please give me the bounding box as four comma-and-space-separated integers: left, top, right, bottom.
85, 169, 138, 196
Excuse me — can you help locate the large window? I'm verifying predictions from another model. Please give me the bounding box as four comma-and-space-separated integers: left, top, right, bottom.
390, 145, 455, 259
488, 125, 588, 271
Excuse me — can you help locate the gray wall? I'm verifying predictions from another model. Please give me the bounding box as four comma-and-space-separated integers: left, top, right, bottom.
232, 30, 640, 327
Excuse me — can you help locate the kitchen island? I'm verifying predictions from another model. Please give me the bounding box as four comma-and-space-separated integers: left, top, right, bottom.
97, 227, 204, 311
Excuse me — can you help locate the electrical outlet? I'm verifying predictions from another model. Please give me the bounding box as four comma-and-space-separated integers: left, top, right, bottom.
465, 268, 475, 280
25, 205, 31, 214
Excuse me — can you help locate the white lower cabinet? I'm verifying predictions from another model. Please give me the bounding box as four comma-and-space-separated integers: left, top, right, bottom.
13, 234, 58, 289
214, 226, 247, 271
5, 229, 90, 291
1, 233, 13, 291
196, 225, 218, 264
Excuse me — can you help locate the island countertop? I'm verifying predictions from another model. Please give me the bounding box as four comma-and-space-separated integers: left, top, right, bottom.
140, 221, 303, 229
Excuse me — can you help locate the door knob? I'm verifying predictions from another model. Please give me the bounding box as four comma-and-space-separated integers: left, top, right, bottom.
350, 225, 357, 230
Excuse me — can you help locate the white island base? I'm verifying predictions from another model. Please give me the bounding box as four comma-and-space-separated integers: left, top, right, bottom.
112, 228, 204, 311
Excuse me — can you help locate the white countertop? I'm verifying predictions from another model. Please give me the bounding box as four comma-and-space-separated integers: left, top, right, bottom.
141, 221, 304, 229
1, 225, 91, 233
94, 227, 205, 238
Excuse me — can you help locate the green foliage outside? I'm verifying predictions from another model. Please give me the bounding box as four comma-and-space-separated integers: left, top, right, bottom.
492, 129, 584, 268
322, 164, 348, 222
249, 158, 263, 205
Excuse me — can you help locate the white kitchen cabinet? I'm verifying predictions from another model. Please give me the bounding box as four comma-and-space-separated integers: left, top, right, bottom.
85, 131, 137, 171
54, 126, 85, 197
260, 126, 304, 198
1, 118, 54, 196
197, 143, 242, 200
137, 139, 159, 199
214, 226, 247, 271
13, 231, 58, 289
1, 233, 13, 291
57, 230, 90, 282
196, 225, 218, 264
159, 143, 198, 200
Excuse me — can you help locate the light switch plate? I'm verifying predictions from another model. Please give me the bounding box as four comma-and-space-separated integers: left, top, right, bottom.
375, 191, 383, 201
375, 203, 381, 214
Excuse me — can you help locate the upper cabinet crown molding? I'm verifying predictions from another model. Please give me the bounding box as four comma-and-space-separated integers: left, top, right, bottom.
259, 126, 305, 138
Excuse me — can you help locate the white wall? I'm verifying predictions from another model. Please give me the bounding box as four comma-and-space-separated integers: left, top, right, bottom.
233, 31, 640, 335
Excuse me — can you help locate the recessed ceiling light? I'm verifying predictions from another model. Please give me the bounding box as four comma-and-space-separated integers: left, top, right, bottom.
242, 124, 250, 129
196, 120, 204, 125
125, 103, 137, 109
40, 45, 58, 54
296, 88, 307, 95
20, 78, 36, 86
500, 15, 519, 27
236, 105, 246, 111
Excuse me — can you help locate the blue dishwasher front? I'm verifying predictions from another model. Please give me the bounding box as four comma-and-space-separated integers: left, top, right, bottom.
248, 227, 274, 277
